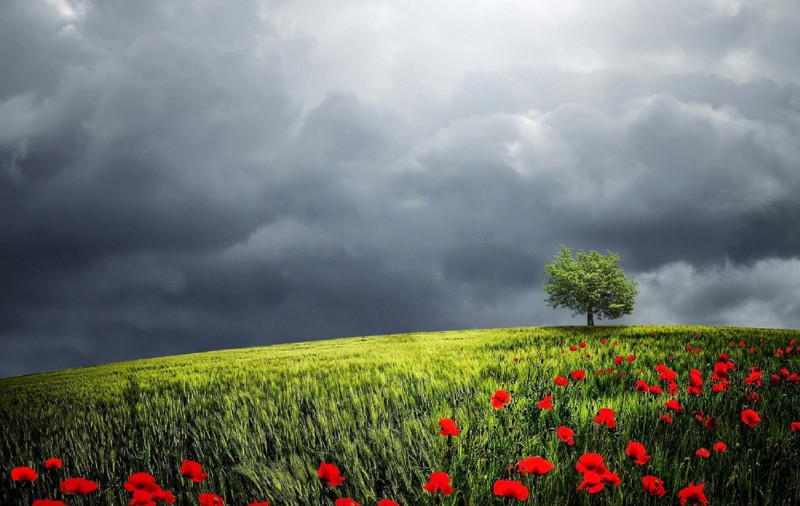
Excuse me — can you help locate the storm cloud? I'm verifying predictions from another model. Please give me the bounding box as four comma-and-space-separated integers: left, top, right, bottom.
2, 0, 799, 377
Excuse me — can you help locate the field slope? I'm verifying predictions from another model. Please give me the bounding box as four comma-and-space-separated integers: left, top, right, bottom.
2, 325, 800, 505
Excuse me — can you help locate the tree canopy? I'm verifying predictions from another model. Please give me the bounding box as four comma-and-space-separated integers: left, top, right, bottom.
543, 244, 638, 325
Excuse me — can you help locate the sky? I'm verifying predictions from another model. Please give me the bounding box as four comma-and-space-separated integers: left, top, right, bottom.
1, 0, 799, 378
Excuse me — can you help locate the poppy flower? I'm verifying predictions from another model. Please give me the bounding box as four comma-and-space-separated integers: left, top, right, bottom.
660, 414, 673, 424
677, 482, 708, 505
554, 375, 569, 386
60, 477, 99, 495
129, 489, 155, 506
713, 442, 727, 453
537, 394, 554, 410
246, 501, 270, 506
665, 399, 682, 412
577, 471, 604, 494
642, 475, 667, 498
45, 458, 62, 469
693, 409, 705, 422
335, 499, 359, 506
704, 417, 718, 429
423, 472, 453, 495
557, 426, 575, 446
198, 493, 225, 506
625, 441, 651, 465
153, 489, 175, 504
649, 385, 662, 395
741, 409, 761, 428
317, 462, 346, 486
377, 500, 399, 506
180, 460, 208, 483
627, 354, 636, 363
614, 356, 624, 365
571, 370, 586, 381
791, 422, 800, 433
579, 342, 587, 348
695, 448, 710, 459
32, 501, 69, 506
575, 453, 606, 474
491, 389, 511, 409
493, 479, 529, 501
124, 472, 157, 492
601, 338, 607, 345
11, 466, 37, 482
634, 379, 648, 392
518, 456, 554, 476
439, 418, 460, 436
593, 408, 616, 428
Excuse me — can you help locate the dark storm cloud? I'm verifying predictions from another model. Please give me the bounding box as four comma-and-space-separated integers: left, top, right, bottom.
2, 0, 800, 377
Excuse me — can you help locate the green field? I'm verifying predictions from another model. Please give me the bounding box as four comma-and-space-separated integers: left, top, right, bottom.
2, 325, 800, 505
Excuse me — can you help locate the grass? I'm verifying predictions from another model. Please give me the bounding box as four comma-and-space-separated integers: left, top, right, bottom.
1, 325, 800, 505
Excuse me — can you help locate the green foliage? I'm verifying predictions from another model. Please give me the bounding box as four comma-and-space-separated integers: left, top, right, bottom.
543, 244, 638, 324
1, 326, 799, 505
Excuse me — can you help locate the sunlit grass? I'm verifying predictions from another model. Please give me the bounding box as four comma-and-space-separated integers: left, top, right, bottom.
1, 325, 799, 505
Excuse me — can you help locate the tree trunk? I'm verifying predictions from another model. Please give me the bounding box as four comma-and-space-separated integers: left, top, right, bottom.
587, 309, 594, 326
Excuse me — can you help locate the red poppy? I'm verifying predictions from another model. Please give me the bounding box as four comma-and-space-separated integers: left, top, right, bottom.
741, 409, 761, 428
627, 354, 636, 363
695, 448, 710, 459
665, 399, 682, 412
704, 417, 718, 429
649, 385, 662, 395
377, 500, 399, 506
124, 472, 157, 492
571, 370, 586, 381
601, 338, 607, 345
439, 418, 461, 436
45, 458, 62, 469
513, 357, 519, 363
11, 466, 37, 482
154, 489, 175, 504
625, 441, 651, 465
575, 453, 606, 474
180, 460, 208, 483
32, 501, 69, 506
712, 442, 727, 453
491, 389, 511, 408
791, 421, 800, 432
423, 472, 453, 495
593, 408, 616, 428
198, 493, 225, 506
317, 462, 346, 487
569, 345, 578, 352
642, 475, 667, 498
556, 426, 575, 446
660, 414, 674, 424
537, 394, 554, 410
577, 471, 604, 494
518, 456, 554, 476
614, 356, 624, 365
60, 477, 99, 495
579, 342, 587, 348
129, 489, 155, 506
493, 479, 529, 501
246, 501, 270, 506
335, 499, 359, 506
635, 379, 648, 392
677, 482, 708, 505
554, 375, 569, 386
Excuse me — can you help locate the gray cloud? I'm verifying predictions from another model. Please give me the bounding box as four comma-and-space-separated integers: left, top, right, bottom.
1, 0, 800, 377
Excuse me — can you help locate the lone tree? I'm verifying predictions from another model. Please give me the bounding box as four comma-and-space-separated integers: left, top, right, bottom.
543, 244, 638, 326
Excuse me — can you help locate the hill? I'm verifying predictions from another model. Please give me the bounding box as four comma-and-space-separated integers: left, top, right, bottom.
2, 325, 800, 505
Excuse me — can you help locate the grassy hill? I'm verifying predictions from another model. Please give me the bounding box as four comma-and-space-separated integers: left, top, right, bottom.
2, 325, 800, 505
